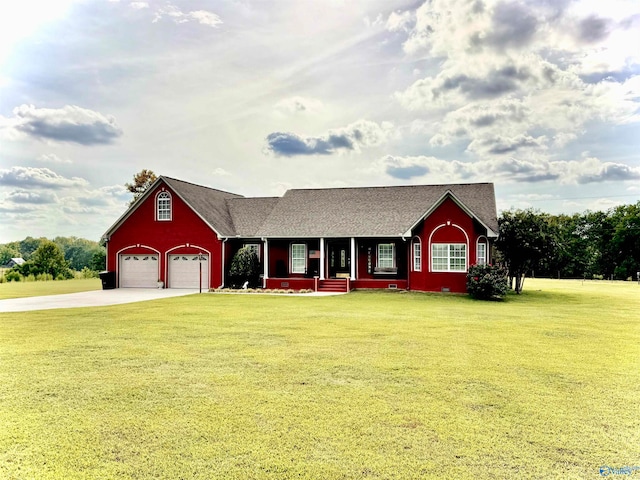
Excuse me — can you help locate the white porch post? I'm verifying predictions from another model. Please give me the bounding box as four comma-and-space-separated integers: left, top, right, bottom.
320, 237, 325, 280
350, 237, 356, 280
263, 238, 269, 288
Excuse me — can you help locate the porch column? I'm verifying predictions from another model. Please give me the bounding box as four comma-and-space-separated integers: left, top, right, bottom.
350, 237, 356, 279
263, 238, 269, 288
319, 238, 325, 280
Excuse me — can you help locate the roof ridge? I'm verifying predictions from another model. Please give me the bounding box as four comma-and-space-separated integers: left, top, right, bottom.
161, 176, 244, 198
287, 182, 493, 193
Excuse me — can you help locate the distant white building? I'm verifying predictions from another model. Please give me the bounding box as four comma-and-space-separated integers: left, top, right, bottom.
6, 258, 25, 268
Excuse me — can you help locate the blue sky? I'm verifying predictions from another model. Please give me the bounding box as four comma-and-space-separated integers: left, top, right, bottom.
1, 0, 639, 243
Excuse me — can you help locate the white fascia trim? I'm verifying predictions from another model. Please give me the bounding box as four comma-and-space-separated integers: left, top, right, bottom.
103, 176, 226, 240
256, 235, 404, 240
103, 176, 165, 239
406, 190, 498, 239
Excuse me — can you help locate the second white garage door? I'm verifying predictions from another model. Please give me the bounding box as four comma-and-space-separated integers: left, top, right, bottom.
168, 254, 209, 289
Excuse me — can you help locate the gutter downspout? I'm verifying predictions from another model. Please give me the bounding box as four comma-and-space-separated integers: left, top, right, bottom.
262, 237, 269, 289
219, 238, 227, 289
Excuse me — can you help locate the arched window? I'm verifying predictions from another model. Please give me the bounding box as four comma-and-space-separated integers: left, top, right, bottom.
429, 223, 469, 272
157, 191, 171, 221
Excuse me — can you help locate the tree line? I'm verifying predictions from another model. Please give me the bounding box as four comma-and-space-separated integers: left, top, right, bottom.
0, 236, 106, 280
496, 202, 640, 292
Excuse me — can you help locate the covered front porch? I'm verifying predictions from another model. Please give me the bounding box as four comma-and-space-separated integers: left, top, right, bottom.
261, 237, 409, 292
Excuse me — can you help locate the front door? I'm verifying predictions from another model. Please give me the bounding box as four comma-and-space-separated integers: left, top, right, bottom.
328, 241, 350, 278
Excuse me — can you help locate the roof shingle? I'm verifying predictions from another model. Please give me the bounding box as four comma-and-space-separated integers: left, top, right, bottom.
110, 177, 497, 239
254, 183, 498, 238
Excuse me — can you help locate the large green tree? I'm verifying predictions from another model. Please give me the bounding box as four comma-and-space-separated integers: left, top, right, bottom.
0, 244, 21, 266
609, 202, 640, 280
19, 237, 46, 261
22, 240, 72, 279
54, 236, 103, 271
496, 209, 554, 293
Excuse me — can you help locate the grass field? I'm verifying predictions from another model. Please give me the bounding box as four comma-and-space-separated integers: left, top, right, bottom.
0, 279, 639, 479
0, 278, 101, 299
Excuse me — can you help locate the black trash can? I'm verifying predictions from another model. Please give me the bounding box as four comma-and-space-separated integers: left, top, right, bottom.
99, 271, 116, 290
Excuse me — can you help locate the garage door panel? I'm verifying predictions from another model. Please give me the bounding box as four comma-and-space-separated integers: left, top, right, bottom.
120, 255, 158, 288
169, 255, 209, 289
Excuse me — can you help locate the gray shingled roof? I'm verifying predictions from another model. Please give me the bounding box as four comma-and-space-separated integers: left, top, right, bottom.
162, 177, 243, 237
107, 176, 497, 239
254, 183, 498, 238
226, 197, 280, 237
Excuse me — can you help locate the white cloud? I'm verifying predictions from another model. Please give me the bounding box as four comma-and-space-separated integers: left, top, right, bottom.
386, 10, 413, 33
265, 119, 395, 156
212, 168, 231, 176
38, 153, 72, 164
6, 190, 58, 205
274, 97, 324, 116
0, 166, 88, 189
393, 0, 640, 164
3, 104, 122, 145
153, 4, 222, 28
374, 154, 640, 185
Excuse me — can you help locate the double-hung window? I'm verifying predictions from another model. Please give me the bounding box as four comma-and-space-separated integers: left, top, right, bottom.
291, 244, 306, 274
157, 191, 171, 221
476, 242, 487, 265
431, 244, 467, 272
377, 243, 395, 270
413, 240, 422, 271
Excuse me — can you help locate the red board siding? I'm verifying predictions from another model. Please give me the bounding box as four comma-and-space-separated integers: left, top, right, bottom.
352, 279, 408, 290
408, 197, 489, 293
265, 278, 315, 290
106, 182, 222, 288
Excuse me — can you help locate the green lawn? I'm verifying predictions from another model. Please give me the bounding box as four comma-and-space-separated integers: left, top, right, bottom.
0, 278, 101, 299
1, 279, 639, 479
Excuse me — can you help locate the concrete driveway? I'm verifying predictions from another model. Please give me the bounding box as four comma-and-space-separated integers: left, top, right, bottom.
0, 288, 200, 313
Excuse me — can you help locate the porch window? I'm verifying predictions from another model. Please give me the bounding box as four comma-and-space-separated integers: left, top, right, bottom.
377, 243, 395, 270
157, 191, 171, 221
291, 243, 306, 274
413, 239, 422, 272
476, 241, 487, 265
432, 244, 467, 272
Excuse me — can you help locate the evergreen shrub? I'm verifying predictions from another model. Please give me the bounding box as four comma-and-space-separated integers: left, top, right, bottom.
466, 264, 509, 300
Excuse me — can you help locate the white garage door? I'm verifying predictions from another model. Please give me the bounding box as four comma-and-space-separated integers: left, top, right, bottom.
119, 254, 158, 288
168, 254, 209, 289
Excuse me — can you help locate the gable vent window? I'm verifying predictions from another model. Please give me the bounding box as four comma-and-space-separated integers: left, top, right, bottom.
157, 191, 171, 221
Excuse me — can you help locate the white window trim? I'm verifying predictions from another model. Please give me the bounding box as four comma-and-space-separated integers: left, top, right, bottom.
412, 237, 422, 272
476, 237, 488, 265
428, 222, 470, 272
156, 191, 172, 221
291, 243, 306, 274
431, 243, 467, 272
376, 243, 396, 272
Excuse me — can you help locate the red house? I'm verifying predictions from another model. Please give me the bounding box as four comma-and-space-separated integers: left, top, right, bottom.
103, 176, 498, 293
